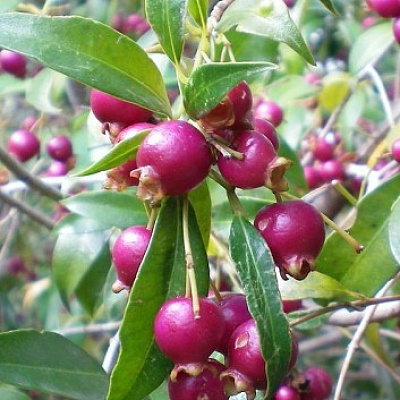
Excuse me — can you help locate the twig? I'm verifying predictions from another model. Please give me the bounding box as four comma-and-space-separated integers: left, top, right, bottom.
0, 146, 63, 201
55, 321, 120, 336
0, 189, 55, 230
0, 213, 19, 275
102, 330, 120, 374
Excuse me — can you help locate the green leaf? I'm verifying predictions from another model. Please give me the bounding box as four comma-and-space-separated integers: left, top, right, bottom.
0, 13, 171, 116
319, 72, 351, 112
279, 271, 359, 301
216, 0, 315, 65
107, 197, 210, 400
184, 62, 276, 119
349, 21, 394, 75
389, 197, 400, 265
146, 0, 188, 65
0, 74, 27, 98
317, 0, 339, 14
0, 330, 109, 400
74, 129, 150, 177
0, 386, 31, 400
53, 213, 111, 235
188, 0, 208, 29
62, 191, 148, 230
317, 175, 400, 296
230, 216, 291, 399
0, 0, 20, 12
53, 229, 112, 313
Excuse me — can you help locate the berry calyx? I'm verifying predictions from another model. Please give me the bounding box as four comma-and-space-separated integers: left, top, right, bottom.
133, 120, 213, 203
154, 296, 225, 365
90, 89, 153, 126
7, 129, 40, 162
111, 225, 152, 292
254, 200, 325, 280
46, 135, 73, 162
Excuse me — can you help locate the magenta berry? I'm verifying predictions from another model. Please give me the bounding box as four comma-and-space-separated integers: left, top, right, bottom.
254, 118, 280, 150
216, 294, 252, 355
46, 135, 73, 162
367, 0, 400, 18
391, 138, 400, 162
282, 299, 303, 314
319, 159, 346, 182
168, 359, 228, 400
134, 120, 213, 203
273, 385, 301, 400
302, 367, 333, 400
304, 166, 322, 190
394, 18, 400, 44
313, 138, 334, 162
0, 50, 27, 78
45, 161, 69, 177
254, 200, 325, 280
7, 129, 40, 162
111, 225, 152, 292
154, 296, 224, 364
217, 130, 290, 191
90, 89, 153, 126
254, 100, 284, 127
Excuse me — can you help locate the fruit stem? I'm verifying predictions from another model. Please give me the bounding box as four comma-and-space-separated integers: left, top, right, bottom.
332, 180, 358, 206
146, 206, 158, 230
209, 279, 223, 301
274, 192, 283, 203
183, 195, 200, 318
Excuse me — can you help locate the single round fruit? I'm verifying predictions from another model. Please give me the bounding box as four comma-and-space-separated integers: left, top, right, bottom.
0, 50, 27, 78
318, 159, 346, 182
367, 0, 400, 18
273, 384, 301, 400
168, 359, 228, 400
45, 161, 69, 177
7, 129, 40, 162
90, 89, 153, 125
304, 166, 322, 190
391, 138, 400, 162
254, 200, 325, 280
216, 294, 252, 355
282, 299, 303, 313
134, 120, 213, 202
254, 100, 284, 127
227, 319, 266, 390
313, 138, 334, 162
46, 135, 73, 162
154, 296, 225, 364
302, 367, 333, 400
254, 118, 280, 150
111, 225, 152, 291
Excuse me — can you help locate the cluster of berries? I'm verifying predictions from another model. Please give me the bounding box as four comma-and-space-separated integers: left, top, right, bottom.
7, 118, 75, 177
366, 0, 400, 43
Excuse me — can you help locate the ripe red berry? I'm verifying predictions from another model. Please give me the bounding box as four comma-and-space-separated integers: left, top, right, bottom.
394, 17, 400, 44
254, 200, 325, 280
282, 299, 303, 313
134, 120, 213, 203
302, 367, 333, 400
313, 138, 334, 162
254, 118, 280, 150
7, 129, 40, 162
90, 89, 153, 126
367, 0, 400, 18
391, 138, 400, 162
216, 294, 252, 355
304, 166, 322, 190
273, 384, 301, 400
154, 296, 225, 364
111, 225, 152, 292
46, 135, 73, 162
0, 50, 27, 78
168, 359, 228, 400
45, 161, 69, 177
318, 159, 346, 182
254, 100, 284, 127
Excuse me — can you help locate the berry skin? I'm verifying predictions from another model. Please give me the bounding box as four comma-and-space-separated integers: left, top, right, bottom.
394, 18, 400, 44
168, 359, 228, 400
367, 0, 400, 18
154, 296, 225, 365
134, 120, 213, 203
302, 367, 333, 400
111, 225, 152, 292
45, 161, 69, 177
216, 294, 252, 355
391, 138, 400, 162
273, 384, 301, 400
282, 299, 303, 314
254, 118, 280, 151
254, 200, 325, 280
46, 135, 73, 162
312, 138, 334, 162
90, 89, 153, 126
254, 100, 284, 127
318, 159, 346, 182
0, 50, 27, 78
304, 166, 322, 190
7, 129, 40, 162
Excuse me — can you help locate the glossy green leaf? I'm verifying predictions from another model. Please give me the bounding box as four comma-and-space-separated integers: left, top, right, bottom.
62, 191, 148, 229
53, 213, 111, 235
317, 175, 400, 296
0, 74, 27, 98
188, 0, 208, 29
216, 0, 315, 65
389, 197, 400, 264
349, 21, 394, 75
146, 0, 187, 65
108, 197, 210, 400
0, 330, 109, 400
279, 271, 359, 301
0, 13, 171, 116
317, 0, 338, 14
230, 216, 291, 399
53, 229, 112, 313
0, 387, 31, 400
75, 129, 150, 177
184, 62, 276, 119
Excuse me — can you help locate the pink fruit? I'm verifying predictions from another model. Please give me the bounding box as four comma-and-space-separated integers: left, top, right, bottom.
282, 299, 303, 313
134, 120, 213, 202
254, 100, 284, 127
254, 118, 280, 150
46, 135, 73, 162
254, 200, 325, 280
45, 161, 69, 177
302, 367, 333, 400
366, 0, 400, 18
318, 159, 346, 182
0, 50, 27, 78
304, 166, 322, 190
154, 296, 225, 364
111, 225, 152, 291
7, 130, 40, 162
394, 17, 400, 44
90, 89, 153, 125
391, 138, 400, 162
273, 385, 301, 400
313, 138, 334, 162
